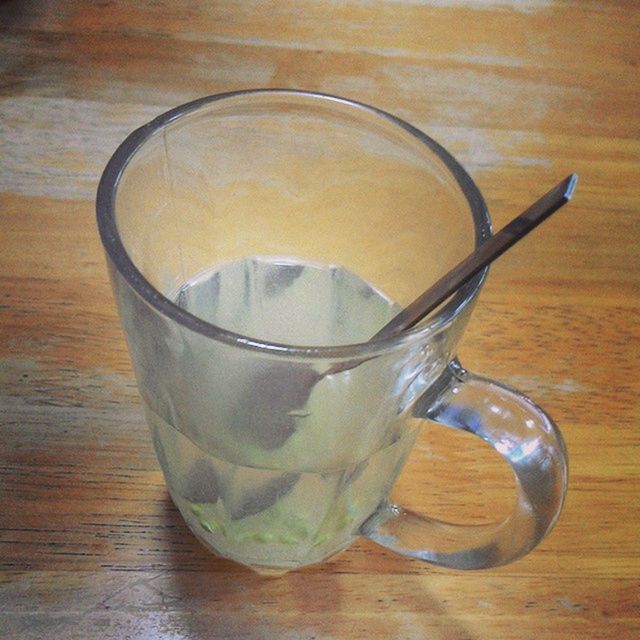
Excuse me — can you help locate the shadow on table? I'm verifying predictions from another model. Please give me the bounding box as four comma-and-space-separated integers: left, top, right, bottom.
161, 492, 477, 640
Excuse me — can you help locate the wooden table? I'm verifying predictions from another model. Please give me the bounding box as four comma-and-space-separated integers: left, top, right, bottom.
1, 1, 638, 638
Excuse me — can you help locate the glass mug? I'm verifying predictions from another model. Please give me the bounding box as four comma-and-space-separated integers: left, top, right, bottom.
97, 89, 567, 574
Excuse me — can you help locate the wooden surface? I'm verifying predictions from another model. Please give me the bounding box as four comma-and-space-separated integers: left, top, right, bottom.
1, 1, 639, 638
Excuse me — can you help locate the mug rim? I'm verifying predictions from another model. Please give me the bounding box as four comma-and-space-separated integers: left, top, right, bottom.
96, 88, 492, 358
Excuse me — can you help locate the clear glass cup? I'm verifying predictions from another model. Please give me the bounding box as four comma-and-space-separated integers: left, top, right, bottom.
97, 89, 567, 574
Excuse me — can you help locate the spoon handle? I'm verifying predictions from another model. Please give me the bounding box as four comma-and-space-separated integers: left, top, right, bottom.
372, 174, 578, 339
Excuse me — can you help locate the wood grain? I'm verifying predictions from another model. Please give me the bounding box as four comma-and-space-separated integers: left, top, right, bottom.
1, 0, 639, 638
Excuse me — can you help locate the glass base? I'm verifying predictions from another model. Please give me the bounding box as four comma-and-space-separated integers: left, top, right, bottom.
187, 521, 351, 574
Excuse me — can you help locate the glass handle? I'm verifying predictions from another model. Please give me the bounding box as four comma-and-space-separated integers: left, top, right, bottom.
360, 360, 568, 569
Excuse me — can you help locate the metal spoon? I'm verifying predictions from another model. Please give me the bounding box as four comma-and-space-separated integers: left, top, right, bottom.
372, 173, 578, 339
